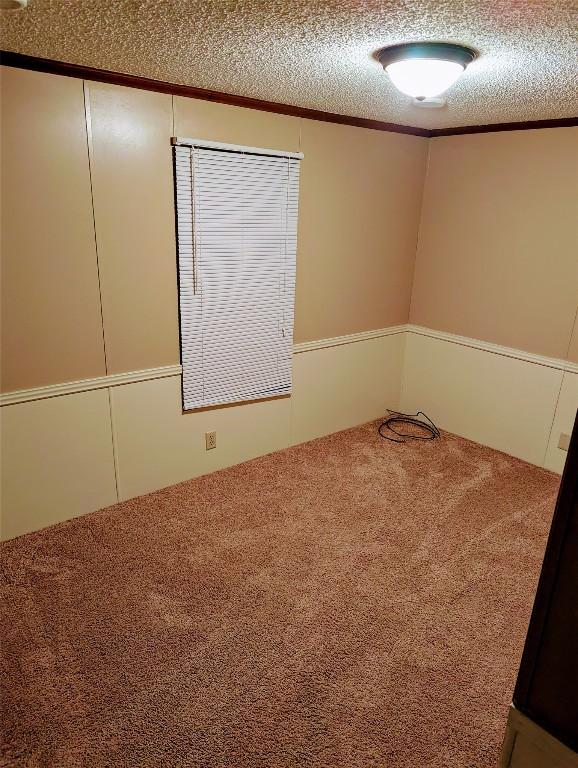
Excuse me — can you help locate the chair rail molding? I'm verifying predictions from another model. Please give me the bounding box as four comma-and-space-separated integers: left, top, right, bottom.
0, 365, 183, 406
2, 325, 575, 407
406, 324, 578, 373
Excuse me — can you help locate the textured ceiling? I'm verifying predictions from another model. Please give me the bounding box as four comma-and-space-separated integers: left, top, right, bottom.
1, 0, 577, 129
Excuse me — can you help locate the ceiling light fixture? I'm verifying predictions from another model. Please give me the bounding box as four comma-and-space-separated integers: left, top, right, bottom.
378, 42, 476, 100
0, 0, 28, 8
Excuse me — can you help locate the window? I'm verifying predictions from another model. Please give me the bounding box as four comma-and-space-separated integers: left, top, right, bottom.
173, 138, 302, 410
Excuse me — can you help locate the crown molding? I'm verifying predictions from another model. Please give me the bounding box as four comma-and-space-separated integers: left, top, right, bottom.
430, 117, 578, 137
0, 51, 428, 137
2, 51, 576, 137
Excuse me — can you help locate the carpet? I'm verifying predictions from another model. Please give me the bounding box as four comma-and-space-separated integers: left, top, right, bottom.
0, 422, 559, 768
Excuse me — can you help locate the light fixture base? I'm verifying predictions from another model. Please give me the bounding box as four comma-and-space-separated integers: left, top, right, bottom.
412, 96, 447, 109
377, 42, 477, 70
0, 0, 28, 8
377, 41, 477, 100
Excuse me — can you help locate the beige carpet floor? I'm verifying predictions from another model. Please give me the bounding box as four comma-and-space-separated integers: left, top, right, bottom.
0, 421, 559, 768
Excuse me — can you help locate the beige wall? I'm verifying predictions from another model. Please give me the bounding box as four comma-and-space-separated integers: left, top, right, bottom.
110, 335, 404, 501
291, 333, 404, 444
400, 330, 565, 467
173, 96, 301, 153
410, 129, 578, 360
0, 65, 426, 393
172, 99, 428, 343
0, 67, 106, 391
295, 121, 427, 342
86, 82, 180, 374
404, 128, 578, 473
544, 371, 578, 473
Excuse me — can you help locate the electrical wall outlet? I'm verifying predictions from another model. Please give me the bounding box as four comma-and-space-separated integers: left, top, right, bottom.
205, 431, 217, 451
558, 433, 570, 452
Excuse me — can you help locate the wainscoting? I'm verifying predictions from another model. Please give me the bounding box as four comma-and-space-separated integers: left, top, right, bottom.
400, 326, 577, 472
0, 390, 118, 541
291, 330, 404, 445
108, 329, 405, 501
1, 324, 575, 540
544, 371, 578, 473
0, 328, 404, 540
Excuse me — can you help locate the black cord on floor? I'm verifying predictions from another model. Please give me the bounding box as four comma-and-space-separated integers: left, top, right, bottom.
378, 409, 440, 443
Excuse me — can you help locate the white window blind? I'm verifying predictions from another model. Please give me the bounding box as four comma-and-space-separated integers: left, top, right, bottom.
173, 138, 302, 410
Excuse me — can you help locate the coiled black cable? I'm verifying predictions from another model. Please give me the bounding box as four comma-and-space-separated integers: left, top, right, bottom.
378, 409, 440, 443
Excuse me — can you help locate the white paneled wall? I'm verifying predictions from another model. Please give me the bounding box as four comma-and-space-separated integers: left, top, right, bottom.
0, 390, 118, 541
110, 332, 404, 500
400, 329, 575, 469
1, 331, 405, 539
110, 375, 292, 501
291, 333, 404, 445
2, 326, 575, 540
544, 371, 578, 473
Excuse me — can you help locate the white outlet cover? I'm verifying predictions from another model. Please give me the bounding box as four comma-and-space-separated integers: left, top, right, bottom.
412, 96, 447, 109
558, 433, 570, 452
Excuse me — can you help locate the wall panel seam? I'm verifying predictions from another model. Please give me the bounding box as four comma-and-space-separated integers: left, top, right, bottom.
107, 387, 120, 502
397, 328, 409, 413
82, 80, 109, 375
541, 373, 566, 468
542, 365, 572, 467
407, 140, 431, 325
543, 303, 578, 464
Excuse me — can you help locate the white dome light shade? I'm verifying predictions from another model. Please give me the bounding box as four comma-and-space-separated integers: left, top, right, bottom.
385, 59, 464, 99
378, 42, 476, 100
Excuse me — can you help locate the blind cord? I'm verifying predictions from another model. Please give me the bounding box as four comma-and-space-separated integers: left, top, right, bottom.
378, 409, 440, 443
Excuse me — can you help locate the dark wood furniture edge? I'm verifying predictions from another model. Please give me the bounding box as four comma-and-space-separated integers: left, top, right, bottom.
513, 410, 578, 751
